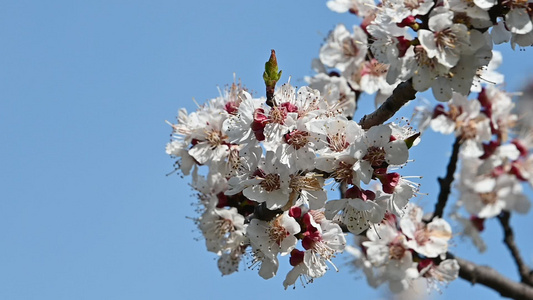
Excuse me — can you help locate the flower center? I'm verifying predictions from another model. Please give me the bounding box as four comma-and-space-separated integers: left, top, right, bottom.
269, 217, 289, 246
206, 129, 225, 148
448, 104, 462, 120
327, 133, 349, 152
480, 191, 498, 205
285, 130, 310, 150
269, 106, 288, 124
389, 244, 406, 260
363, 146, 387, 167
260, 173, 281, 192
388, 234, 407, 259
435, 28, 457, 51
414, 46, 437, 69
414, 227, 431, 246
362, 59, 388, 77
332, 160, 354, 183
459, 119, 478, 140
290, 174, 322, 192
215, 218, 235, 238
342, 38, 361, 57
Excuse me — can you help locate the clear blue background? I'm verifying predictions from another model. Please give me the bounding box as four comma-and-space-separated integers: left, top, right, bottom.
1, 1, 532, 299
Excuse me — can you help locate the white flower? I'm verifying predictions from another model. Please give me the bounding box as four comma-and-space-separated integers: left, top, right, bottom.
242, 152, 292, 210
301, 211, 346, 278
247, 211, 301, 258
360, 124, 410, 170
418, 258, 460, 291
400, 204, 452, 258
188, 113, 230, 165
199, 207, 245, 254
451, 212, 487, 252
418, 10, 471, 68
325, 186, 387, 234
461, 174, 531, 218
274, 117, 321, 172
305, 64, 357, 118
289, 173, 328, 210
308, 115, 363, 156
222, 95, 265, 149
320, 24, 368, 72
362, 222, 419, 293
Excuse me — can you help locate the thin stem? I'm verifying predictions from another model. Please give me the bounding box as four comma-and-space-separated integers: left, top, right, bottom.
498, 211, 533, 286
432, 137, 461, 220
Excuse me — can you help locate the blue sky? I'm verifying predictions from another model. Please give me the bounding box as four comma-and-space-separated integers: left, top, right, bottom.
1, 1, 533, 299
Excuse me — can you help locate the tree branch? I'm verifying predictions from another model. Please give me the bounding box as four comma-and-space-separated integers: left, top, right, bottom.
358, 80, 417, 130
452, 254, 533, 300
431, 137, 462, 220
498, 211, 533, 286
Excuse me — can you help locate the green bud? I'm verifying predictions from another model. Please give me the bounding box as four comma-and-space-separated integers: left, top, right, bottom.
263, 49, 282, 87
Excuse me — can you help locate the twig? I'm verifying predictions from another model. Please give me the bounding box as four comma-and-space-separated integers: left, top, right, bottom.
498, 211, 533, 286
358, 80, 417, 129
431, 137, 462, 220
452, 254, 533, 300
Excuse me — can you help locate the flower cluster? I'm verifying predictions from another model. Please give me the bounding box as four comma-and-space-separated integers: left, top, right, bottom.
307, 0, 529, 105
166, 77, 454, 290
418, 84, 532, 251
346, 204, 458, 293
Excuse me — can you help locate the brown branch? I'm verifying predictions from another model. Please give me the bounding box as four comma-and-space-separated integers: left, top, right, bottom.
452, 254, 533, 300
431, 137, 462, 220
358, 80, 417, 129
498, 211, 533, 286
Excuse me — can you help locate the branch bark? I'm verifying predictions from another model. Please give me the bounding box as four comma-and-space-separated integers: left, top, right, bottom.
498, 211, 533, 286
452, 254, 533, 300
431, 137, 462, 220
358, 80, 417, 129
